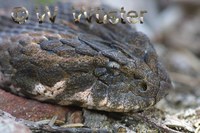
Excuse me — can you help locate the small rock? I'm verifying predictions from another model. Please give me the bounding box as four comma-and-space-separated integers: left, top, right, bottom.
0, 117, 31, 133
0, 89, 82, 122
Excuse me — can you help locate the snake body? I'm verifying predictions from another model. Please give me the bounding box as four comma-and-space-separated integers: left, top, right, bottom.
0, 2, 172, 112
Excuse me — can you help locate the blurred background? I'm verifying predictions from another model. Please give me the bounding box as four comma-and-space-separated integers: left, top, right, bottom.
0, 0, 200, 132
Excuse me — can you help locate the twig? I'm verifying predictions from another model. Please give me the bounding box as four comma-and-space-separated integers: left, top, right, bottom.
131, 113, 181, 133
0, 109, 110, 133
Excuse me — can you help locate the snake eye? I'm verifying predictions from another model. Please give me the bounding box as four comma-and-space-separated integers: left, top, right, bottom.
107, 61, 120, 69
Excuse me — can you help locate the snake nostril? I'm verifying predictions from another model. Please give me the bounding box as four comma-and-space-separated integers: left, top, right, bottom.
139, 82, 147, 92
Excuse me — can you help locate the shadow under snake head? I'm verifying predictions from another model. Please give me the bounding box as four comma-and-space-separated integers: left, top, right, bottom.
0, 8, 172, 112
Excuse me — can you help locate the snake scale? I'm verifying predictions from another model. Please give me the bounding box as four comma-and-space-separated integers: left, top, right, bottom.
0, 2, 172, 112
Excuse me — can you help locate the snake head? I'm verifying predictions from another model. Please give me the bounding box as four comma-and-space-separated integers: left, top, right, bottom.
0, 9, 172, 112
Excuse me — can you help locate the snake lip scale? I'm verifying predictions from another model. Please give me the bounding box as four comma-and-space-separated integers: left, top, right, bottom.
0, 2, 173, 113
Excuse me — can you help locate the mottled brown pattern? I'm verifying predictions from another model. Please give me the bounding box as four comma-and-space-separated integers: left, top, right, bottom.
0, 2, 172, 112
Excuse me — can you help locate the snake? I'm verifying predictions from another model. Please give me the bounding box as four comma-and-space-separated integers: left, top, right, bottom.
0, 2, 172, 112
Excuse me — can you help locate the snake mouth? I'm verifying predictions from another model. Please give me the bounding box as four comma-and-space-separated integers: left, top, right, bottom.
155, 81, 173, 103
81, 81, 157, 113
94, 92, 156, 113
